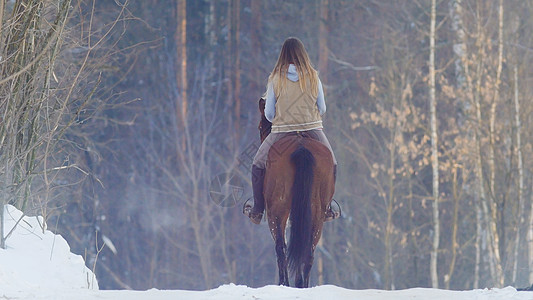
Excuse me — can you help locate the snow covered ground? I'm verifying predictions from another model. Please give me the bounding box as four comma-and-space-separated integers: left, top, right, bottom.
1, 204, 532, 300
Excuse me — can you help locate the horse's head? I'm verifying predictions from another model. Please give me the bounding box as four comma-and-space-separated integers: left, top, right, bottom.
258, 98, 272, 143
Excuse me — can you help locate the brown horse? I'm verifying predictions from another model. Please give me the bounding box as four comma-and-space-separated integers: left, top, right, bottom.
257, 98, 335, 288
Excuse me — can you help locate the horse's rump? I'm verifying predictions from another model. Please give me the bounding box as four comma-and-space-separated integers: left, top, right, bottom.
264, 135, 335, 214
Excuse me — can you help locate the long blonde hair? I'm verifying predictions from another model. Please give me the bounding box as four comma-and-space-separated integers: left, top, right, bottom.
268, 37, 319, 99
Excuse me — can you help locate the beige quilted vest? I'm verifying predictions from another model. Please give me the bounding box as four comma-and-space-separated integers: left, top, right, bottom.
271, 80, 322, 133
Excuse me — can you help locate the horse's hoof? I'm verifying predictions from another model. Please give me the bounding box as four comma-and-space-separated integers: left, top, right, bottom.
243, 199, 263, 224
325, 212, 340, 222
245, 210, 263, 224
249, 213, 263, 224
325, 200, 341, 222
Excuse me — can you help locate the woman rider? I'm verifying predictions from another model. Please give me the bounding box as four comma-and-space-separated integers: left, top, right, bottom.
244, 37, 337, 224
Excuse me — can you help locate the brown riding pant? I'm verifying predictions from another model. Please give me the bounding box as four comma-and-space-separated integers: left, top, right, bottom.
252, 129, 337, 169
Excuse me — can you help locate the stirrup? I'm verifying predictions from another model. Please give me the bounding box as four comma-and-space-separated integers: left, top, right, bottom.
325, 199, 341, 222
243, 198, 263, 224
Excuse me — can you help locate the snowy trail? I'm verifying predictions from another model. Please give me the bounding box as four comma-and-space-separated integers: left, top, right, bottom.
4, 284, 533, 300
2, 205, 533, 300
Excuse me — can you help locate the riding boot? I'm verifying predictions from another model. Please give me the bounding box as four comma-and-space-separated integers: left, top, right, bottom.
244, 165, 265, 224
325, 165, 340, 222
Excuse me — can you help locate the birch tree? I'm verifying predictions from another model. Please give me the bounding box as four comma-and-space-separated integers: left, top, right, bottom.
511, 64, 524, 284
486, 0, 504, 287
453, 0, 507, 286
428, 0, 440, 288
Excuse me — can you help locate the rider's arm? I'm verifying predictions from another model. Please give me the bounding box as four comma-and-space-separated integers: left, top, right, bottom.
265, 81, 276, 122
317, 78, 326, 116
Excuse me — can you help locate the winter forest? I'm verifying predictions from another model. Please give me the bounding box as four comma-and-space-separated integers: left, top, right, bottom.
2, 0, 533, 292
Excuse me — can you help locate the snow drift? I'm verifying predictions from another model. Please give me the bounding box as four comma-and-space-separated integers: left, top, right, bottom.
0, 205, 98, 293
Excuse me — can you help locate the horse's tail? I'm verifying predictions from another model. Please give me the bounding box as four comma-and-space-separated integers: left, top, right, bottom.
288, 145, 315, 276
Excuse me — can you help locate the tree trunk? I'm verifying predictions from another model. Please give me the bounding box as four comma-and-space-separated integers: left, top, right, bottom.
317, 0, 328, 285
225, 0, 236, 136
206, 0, 216, 65
529, 191, 533, 283
487, 0, 504, 286
429, 0, 439, 288
470, 0, 503, 287
235, 0, 241, 139
176, 0, 187, 123
455, 0, 481, 286
450, 0, 466, 88
250, 0, 262, 93
512, 64, 524, 284
0, 0, 4, 56
446, 167, 459, 289
384, 146, 396, 290
384, 194, 394, 290
474, 61, 495, 285
318, 0, 329, 78
474, 194, 481, 289
0, 204, 4, 249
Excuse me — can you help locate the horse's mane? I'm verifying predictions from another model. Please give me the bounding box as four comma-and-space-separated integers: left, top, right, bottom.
258, 98, 272, 141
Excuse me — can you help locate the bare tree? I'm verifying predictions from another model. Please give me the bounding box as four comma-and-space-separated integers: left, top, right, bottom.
511, 63, 524, 284
486, 0, 505, 287
176, 0, 187, 122
0, 0, 71, 248
428, 0, 440, 288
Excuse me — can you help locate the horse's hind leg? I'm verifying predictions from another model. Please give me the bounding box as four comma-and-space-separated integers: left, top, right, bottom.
272, 221, 289, 286
303, 254, 314, 288
295, 248, 314, 288
302, 224, 323, 287
294, 266, 304, 288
